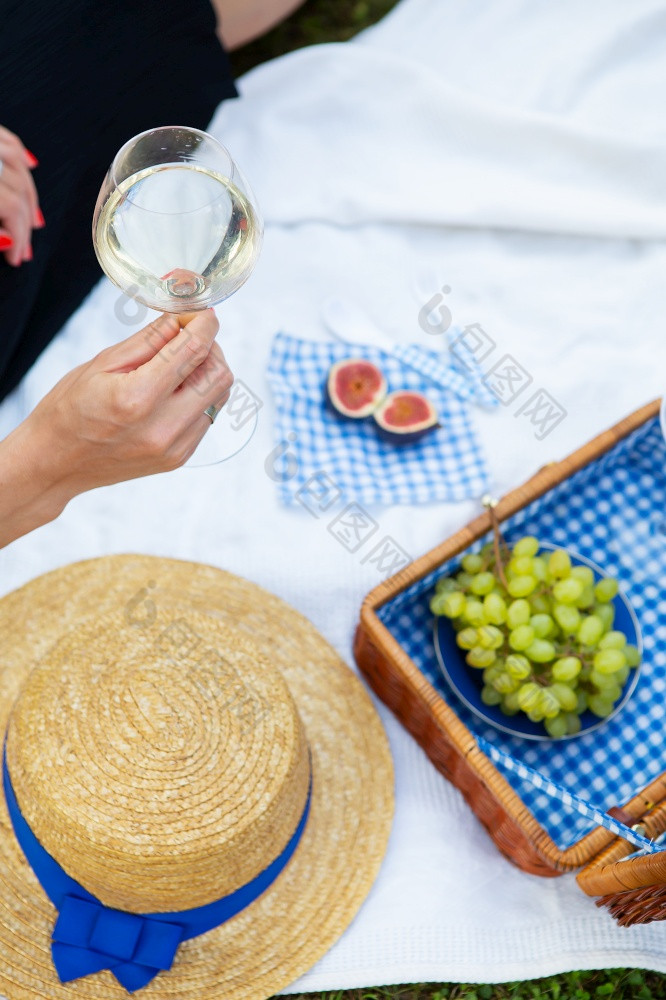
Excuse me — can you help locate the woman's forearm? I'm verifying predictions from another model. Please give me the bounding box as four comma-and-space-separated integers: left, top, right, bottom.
212, 0, 308, 50
0, 310, 232, 551
0, 419, 68, 548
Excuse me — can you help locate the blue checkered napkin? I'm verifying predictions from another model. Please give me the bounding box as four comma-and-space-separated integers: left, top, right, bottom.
476, 736, 660, 852
377, 416, 666, 851
390, 342, 499, 409
266, 332, 491, 506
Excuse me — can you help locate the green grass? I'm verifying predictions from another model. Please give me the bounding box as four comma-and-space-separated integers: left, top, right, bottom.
230, 0, 398, 77
283, 972, 666, 1000
231, 3, 666, 998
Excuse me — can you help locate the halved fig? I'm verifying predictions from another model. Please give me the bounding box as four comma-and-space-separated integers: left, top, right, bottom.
326, 359, 387, 419
373, 390, 439, 444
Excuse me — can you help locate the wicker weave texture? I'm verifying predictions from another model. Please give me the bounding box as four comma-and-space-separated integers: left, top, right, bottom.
355, 400, 666, 914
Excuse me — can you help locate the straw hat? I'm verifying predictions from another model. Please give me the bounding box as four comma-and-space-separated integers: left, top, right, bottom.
0, 554, 394, 999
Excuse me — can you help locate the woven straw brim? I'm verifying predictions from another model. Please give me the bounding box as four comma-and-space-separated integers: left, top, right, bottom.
0, 555, 394, 1000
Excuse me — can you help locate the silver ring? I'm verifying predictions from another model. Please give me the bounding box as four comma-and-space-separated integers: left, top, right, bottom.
204, 404, 219, 425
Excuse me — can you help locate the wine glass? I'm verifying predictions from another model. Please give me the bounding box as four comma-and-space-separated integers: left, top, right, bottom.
92, 125, 263, 313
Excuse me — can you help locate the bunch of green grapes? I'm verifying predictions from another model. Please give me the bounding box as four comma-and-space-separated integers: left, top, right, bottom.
430, 535, 640, 738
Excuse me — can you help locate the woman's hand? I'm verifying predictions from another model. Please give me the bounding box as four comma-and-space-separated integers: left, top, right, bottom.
0, 126, 43, 266
0, 309, 232, 546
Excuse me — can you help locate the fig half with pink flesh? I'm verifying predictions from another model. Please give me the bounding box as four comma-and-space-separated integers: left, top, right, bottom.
373, 390, 439, 444
326, 359, 387, 419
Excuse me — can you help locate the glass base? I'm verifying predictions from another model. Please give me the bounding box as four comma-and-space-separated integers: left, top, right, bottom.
163, 269, 205, 298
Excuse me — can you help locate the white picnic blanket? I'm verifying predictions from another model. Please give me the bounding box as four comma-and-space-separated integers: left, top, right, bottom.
2, 0, 666, 986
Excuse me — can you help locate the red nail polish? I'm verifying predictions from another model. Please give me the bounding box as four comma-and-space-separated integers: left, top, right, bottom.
24, 149, 39, 168
35, 207, 45, 227
25, 245, 33, 261
0, 236, 14, 250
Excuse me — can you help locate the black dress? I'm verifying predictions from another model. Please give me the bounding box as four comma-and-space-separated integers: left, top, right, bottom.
0, 0, 237, 401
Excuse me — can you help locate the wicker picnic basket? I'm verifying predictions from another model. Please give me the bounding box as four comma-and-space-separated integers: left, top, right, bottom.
354, 398, 666, 925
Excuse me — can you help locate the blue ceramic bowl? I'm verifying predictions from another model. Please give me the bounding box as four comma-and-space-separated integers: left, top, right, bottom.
433, 543, 643, 741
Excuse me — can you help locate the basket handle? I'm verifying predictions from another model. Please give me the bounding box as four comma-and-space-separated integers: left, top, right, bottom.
575, 793, 666, 916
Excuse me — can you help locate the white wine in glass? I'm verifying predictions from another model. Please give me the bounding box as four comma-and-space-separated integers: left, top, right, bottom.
93, 125, 262, 312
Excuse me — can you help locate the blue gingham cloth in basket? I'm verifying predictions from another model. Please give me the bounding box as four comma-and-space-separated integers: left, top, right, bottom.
377, 415, 666, 851
267, 331, 494, 506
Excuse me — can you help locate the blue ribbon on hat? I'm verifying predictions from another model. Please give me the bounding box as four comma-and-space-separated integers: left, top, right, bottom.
3, 750, 312, 993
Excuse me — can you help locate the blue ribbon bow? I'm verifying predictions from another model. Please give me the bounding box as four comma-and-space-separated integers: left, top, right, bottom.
52, 894, 184, 992
3, 750, 311, 992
